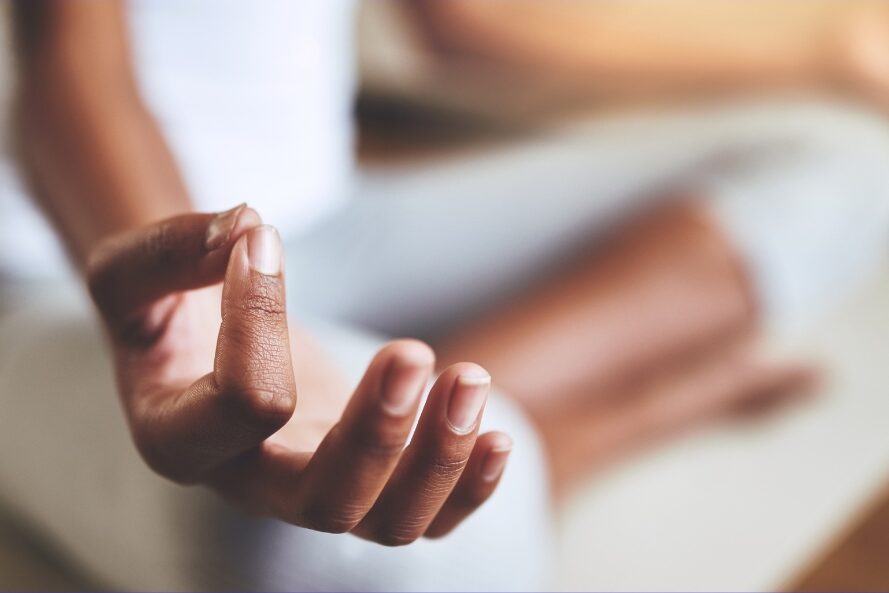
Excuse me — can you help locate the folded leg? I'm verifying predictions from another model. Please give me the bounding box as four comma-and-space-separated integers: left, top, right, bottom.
0, 283, 552, 591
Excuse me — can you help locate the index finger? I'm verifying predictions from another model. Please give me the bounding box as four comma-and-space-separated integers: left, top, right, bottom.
87, 204, 259, 342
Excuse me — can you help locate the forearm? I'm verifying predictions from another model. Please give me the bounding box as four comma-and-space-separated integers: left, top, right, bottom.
13, 0, 191, 267
410, 0, 862, 98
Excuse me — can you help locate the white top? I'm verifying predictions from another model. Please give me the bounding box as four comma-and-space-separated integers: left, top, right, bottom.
0, 0, 357, 278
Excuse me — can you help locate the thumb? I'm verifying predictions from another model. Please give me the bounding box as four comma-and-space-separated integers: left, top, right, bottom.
133, 224, 297, 482
213, 224, 297, 427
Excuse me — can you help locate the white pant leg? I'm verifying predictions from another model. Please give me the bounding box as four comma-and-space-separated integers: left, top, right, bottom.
4, 99, 887, 591
0, 282, 552, 591
286, 101, 889, 341
704, 105, 889, 333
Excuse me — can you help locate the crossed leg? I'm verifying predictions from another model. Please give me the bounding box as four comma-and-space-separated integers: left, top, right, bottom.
434, 198, 816, 494
289, 103, 889, 498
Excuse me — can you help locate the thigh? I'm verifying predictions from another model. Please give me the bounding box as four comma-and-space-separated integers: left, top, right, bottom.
0, 282, 198, 589
0, 282, 552, 591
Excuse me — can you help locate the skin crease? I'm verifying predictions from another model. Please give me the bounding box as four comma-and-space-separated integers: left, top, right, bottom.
87, 210, 512, 542
133, 284, 351, 458
14, 2, 511, 544
12, 0, 827, 534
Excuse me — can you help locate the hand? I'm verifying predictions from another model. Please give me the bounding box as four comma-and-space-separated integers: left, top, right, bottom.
87, 205, 513, 544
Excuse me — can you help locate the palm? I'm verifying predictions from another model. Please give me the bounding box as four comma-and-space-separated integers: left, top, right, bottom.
160, 286, 352, 454
274, 325, 353, 452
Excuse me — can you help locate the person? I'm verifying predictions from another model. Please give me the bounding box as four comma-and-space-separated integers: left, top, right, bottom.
2, 1, 889, 590
384, 0, 889, 488
0, 2, 553, 589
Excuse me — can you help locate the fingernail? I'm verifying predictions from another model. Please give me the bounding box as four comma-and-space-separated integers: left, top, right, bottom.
481, 441, 512, 482
247, 225, 282, 275
206, 203, 247, 251
447, 371, 490, 434
381, 362, 428, 417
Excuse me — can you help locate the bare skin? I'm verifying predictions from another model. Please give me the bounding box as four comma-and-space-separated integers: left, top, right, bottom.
535, 334, 816, 495
402, 0, 845, 493
407, 0, 889, 109
13, 2, 510, 545
12, 0, 191, 259
435, 200, 816, 495
437, 200, 758, 411
85, 211, 509, 543
13, 0, 818, 515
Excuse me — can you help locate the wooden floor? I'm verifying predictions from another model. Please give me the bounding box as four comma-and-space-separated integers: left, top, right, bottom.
791, 483, 889, 592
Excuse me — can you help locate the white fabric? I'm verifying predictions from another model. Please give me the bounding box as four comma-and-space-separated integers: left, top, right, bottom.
0, 281, 553, 592
704, 106, 889, 332
1, 101, 889, 590
0, 0, 357, 278
0, 0, 888, 587
283, 102, 889, 340
126, 0, 357, 235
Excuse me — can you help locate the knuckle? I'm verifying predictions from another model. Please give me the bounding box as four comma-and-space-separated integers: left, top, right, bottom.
134, 438, 167, 474
423, 529, 450, 540
141, 223, 177, 270
223, 322, 290, 369
423, 519, 458, 540
84, 241, 118, 311
301, 503, 364, 534
417, 446, 471, 481
221, 385, 294, 428
133, 432, 198, 485
375, 526, 422, 547
431, 456, 469, 479
84, 249, 106, 297
239, 281, 286, 318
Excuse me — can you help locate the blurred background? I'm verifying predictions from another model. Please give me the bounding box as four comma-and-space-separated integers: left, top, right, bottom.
3, 0, 889, 590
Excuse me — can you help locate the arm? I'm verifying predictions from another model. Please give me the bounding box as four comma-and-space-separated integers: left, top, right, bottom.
13, 1, 510, 543
407, 0, 886, 101
12, 0, 190, 265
